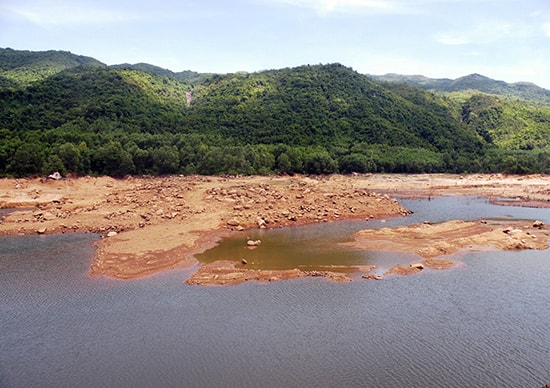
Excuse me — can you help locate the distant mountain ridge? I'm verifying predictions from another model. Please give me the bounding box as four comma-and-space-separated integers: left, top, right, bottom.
371, 73, 550, 104
3, 47, 549, 101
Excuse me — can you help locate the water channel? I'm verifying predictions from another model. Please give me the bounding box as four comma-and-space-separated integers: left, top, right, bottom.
1, 196, 549, 387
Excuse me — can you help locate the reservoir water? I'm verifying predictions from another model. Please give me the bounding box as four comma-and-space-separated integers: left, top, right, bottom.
1, 197, 549, 387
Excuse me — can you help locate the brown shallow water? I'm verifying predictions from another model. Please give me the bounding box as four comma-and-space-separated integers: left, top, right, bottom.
195, 196, 549, 284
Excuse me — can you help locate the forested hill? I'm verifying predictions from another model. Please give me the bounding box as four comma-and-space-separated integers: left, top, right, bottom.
0, 48, 105, 87
111, 63, 212, 85
371, 73, 550, 104
1, 49, 550, 177
187, 64, 476, 151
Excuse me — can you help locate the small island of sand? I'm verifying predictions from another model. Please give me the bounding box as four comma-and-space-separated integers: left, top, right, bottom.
346, 219, 549, 277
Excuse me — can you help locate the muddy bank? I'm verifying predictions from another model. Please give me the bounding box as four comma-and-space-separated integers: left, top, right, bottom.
187, 219, 549, 285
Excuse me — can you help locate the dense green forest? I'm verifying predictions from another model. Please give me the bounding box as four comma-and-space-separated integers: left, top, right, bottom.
1, 48, 550, 177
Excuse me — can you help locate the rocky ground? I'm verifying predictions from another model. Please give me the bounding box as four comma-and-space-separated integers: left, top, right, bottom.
346, 219, 549, 277
362, 173, 550, 207
0, 174, 407, 280
1, 173, 549, 285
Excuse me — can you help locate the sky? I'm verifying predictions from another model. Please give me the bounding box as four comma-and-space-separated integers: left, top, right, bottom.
1, 0, 550, 88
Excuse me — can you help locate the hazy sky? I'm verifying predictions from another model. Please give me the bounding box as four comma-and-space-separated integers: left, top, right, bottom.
1, 0, 550, 88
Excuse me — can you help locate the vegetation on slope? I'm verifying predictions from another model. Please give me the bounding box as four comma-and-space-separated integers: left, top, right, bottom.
1, 49, 550, 177
0, 48, 105, 87
372, 72, 550, 104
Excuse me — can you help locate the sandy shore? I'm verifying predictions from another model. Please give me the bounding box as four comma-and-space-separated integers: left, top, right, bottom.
1, 173, 549, 284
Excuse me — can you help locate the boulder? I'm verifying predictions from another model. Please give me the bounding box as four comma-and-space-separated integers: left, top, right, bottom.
47, 172, 62, 180
227, 218, 240, 226
533, 220, 544, 229
362, 273, 382, 280
247, 239, 262, 246
106, 231, 118, 237
256, 217, 267, 228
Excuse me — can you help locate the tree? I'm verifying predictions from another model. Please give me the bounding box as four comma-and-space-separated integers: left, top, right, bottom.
304, 151, 338, 174
8, 142, 43, 176
42, 154, 66, 175
57, 142, 82, 173
276, 152, 292, 174
244, 144, 275, 174
151, 146, 180, 175
92, 141, 134, 177
339, 153, 373, 174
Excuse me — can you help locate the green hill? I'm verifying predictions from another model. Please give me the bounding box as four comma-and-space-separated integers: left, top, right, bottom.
461, 94, 550, 149
372, 73, 550, 104
187, 64, 477, 150
0, 48, 105, 86
1, 49, 550, 177
111, 63, 211, 85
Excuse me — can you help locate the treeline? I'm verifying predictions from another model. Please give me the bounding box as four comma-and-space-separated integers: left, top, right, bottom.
3, 129, 550, 177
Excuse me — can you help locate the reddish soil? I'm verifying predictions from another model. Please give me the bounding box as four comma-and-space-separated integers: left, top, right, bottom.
2, 173, 549, 285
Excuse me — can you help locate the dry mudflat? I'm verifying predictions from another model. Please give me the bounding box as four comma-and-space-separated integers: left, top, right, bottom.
1, 173, 549, 285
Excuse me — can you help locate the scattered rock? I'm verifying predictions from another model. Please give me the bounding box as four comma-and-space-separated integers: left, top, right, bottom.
385, 264, 423, 276
241, 258, 248, 265
256, 217, 267, 228
533, 220, 544, 229
106, 231, 118, 237
47, 172, 62, 180
37, 227, 47, 234
362, 273, 382, 280
410, 263, 425, 270
227, 218, 240, 226
247, 239, 262, 246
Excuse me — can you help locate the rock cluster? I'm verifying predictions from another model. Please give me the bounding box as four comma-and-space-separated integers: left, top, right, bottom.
207, 180, 410, 231
185, 260, 354, 286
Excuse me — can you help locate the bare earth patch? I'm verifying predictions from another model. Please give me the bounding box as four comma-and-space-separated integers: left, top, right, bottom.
2, 173, 549, 285
0, 174, 407, 281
